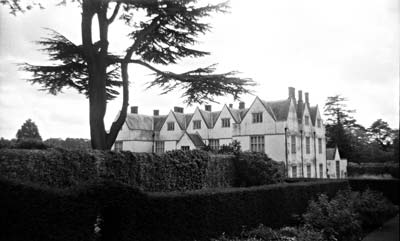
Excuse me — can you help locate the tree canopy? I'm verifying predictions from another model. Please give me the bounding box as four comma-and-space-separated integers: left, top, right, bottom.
1, 0, 255, 150
16, 119, 42, 141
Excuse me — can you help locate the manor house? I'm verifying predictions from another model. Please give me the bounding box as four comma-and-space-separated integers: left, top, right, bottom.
114, 87, 335, 178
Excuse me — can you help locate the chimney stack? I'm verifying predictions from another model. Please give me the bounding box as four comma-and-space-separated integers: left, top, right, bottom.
298, 90, 303, 102
239, 101, 245, 110
205, 105, 212, 112
288, 87, 295, 99
174, 106, 184, 113
131, 106, 138, 114
305, 92, 309, 104
229, 104, 233, 108
153, 110, 159, 116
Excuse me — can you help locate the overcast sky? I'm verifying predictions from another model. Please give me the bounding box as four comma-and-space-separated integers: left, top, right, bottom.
0, 0, 398, 140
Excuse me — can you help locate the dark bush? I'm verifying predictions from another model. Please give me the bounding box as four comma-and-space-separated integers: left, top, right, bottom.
348, 162, 399, 178
14, 139, 48, 149
348, 178, 399, 205
233, 152, 284, 187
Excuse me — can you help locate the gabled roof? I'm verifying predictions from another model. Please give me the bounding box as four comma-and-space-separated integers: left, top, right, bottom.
309, 106, 318, 126
153, 115, 167, 131
125, 114, 154, 130
187, 133, 206, 147
228, 108, 248, 123
297, 102, 305, 124
261, 98, 291, 122
173, 112, 192, 130
198, 109, 221, 128
326, 148, 336, 160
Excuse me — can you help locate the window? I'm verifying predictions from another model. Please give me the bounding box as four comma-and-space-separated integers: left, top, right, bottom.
252, 112, 263, 123
306, 137, 311, 154
292, 166, 297, 178
193, 120, 201, 129
319, 163, 323, 178
181, 146, 190, 151
318, 138, 322, 154
291, 135, 296, 154
209, 139, 220, 151
250, 135, 264, 152
155, 141, 165, 153
222, 118, 230, 128
167, 122, 174, 131
114, 141, 123, 152
336, 161, 340, 179
307, 164, 311, 178
305, 116, 310, 125
317, 119, 321, 128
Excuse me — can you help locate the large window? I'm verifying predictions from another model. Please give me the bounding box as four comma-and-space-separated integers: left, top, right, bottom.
307, 164, 311, 178
193, 120, 201, 129
305, 116, 310, 125
114, 141, 123, 152
318, 138, 322, 154
292, 166, 297, 178
319, 163, 323, 178
155, 141, 165, 153
181, 146, 190, 151
250, 135, 264, 152
222, 118, 230, 128
291, 135, 296, 154
167, 122, 174, 131
306, 137, 311, 154
252, 112, 263, 123
336, 161, 340, 179
209, 139, 220, 151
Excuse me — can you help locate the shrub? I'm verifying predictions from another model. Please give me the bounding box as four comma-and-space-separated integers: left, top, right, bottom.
348, 178, 399, 205
303, 190, 362, 241
233, 152, 284, 187
14, 139, 48, 149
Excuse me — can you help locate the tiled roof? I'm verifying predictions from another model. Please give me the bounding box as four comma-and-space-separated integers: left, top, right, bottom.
187, 133, 206, 147
326, 148, 336, 160
153, 115, 167, 131
262, 98, 291, 121
125, 114, 154, 130
199, 109, 221, 128
309, 106, 318, 126
211, 111, 221, 126
173, 112, 192, 130
229, 108, 249, 123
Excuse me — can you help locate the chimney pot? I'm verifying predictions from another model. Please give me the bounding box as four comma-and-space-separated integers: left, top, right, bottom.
288, 87, 295, 99
239, 101, 245, 110
205, 105, 212, 112
153, 110, 159, 116
305, 92, 309, 103
173, 106, 184, 113
229, 104, 233, 108
131, 106, 138, 114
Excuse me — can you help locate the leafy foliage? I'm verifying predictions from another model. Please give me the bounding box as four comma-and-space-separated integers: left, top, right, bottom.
16, 119, 42, 142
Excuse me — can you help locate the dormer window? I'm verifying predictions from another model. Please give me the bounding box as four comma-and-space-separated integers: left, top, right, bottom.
167, 122, 175, 131
305, 116, 310, 125
252, 112, 263, 123
193, 120, 201, 129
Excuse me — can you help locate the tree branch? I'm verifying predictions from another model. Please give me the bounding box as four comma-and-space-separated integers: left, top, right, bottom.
107, 2, 121, 24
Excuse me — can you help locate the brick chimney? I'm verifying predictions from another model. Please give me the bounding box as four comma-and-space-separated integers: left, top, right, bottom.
239, 101, 245, 110
131, 106, 138, 114
205, 105, 212, 112
288, 87, 296, 100
174, 106, 184, 113
153, 110, 159, 116
229, 104, 233, 108
305, 92, 309, 104
298, 90, 303, 106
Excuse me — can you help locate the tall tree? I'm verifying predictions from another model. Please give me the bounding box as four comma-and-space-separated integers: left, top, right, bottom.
323, 95, 355, 159
2, 0, 254, 150
16, 119, 42, 141
368, 119, 393, 150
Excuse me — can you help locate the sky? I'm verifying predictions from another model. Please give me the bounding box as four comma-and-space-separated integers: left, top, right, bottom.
0, 0, 398, 140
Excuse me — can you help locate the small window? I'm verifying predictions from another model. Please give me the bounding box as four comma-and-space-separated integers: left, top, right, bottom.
222, 118, 230, 128
318, 138, 322, 154
291, 135, 296, 154
319, 163, 323, 178
167, 122, 174, 131
336, 161, 340, 179
252, 112, 263, 123
193, 120, 201, 129
114, 141, 123, 152
292, 166, 297, 178
307, 164, 311, 178
317, 119, 321, 128
250, 135, 265, 152
155, 141, 165, 153
181, 146, 190, 151
305, 116, 310, 125
209, 139, 220, 151
306, 137, 311, 154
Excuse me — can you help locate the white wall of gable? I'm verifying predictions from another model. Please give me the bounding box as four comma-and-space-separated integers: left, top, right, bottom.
186, 108, 209, 140
116, 123, 153, 141
209, 105, 234, 140
176, 133, 196, 150
158, 112, 184, 141
286, 99, 298, 131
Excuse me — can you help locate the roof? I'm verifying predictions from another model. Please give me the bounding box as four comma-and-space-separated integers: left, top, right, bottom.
309, 106, 318, 126
125, 114, 153, 130
153, 115, 167, 131
297, 102, 305, 124
228, 107, 249, 123
187, 133, 206, 147
261, 98, 291, 121
326, 148, 336, 160
173, 112, 192, 130
198, 109, 221, 128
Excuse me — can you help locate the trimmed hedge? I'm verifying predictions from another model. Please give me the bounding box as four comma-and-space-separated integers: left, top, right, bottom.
348, 178, 399, 205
